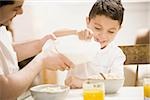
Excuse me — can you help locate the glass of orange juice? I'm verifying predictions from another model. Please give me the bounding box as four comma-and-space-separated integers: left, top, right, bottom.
143, 78, 150, 100
83, 79, 105, 100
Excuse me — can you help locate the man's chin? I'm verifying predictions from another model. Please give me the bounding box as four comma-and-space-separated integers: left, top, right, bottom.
4, 21, 12, 26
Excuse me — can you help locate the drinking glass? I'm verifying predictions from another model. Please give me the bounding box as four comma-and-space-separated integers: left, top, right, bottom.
143, 78, 150, 100
83, 79, 105, 100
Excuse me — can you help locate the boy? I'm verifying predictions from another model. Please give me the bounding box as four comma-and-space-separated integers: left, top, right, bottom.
54, 0, 126, 89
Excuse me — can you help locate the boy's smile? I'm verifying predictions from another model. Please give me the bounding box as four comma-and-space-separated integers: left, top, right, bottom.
86, 15, 120, 49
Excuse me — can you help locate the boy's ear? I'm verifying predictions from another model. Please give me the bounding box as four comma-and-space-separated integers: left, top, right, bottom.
86, 17, 90, 25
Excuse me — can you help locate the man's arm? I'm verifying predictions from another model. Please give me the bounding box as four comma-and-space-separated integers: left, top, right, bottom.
13, 35, 55, 62
0, 55, 43, 100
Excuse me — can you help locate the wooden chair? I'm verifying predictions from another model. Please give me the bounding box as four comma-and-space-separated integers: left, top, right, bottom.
119, 44, 150, 86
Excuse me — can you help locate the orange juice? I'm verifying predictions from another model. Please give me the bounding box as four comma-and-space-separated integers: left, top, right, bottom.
143, 78, 150, 100
83, 89, 104, 100
83, 79, 105, 100
144, 84, 150, 98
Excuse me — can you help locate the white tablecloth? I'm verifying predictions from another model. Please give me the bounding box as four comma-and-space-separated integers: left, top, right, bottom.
25, 87, 144, 100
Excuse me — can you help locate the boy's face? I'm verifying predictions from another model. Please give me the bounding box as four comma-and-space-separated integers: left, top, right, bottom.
0, 0, 24, 26
86, 15, 120, 48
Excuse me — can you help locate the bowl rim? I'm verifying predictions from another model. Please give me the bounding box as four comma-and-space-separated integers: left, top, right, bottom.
30, 84, 70, 94
87, 78, 125, 81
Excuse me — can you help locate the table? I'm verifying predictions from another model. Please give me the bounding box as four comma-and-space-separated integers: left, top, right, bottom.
25, 87, 144, 100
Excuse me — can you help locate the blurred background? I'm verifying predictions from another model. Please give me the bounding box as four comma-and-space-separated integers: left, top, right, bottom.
12, 0, 150, 85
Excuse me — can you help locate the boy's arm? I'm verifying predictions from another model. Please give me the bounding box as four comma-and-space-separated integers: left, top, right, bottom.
65, 76, 85, 89
53, 28, 77, 37
53, 28, 93, 40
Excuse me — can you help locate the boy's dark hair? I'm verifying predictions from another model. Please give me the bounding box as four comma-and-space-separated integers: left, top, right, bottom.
89, 0, 124, 25
0, 0, 14, 7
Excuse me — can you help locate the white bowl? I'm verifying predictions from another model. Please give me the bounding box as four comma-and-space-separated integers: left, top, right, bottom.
87, 79, 124, 94
30, 84, 70, 100
56, 36, 100, 65
43, 35, 100, 65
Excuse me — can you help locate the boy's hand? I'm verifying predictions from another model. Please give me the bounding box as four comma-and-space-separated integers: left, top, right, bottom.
65, 76, 85, 89
76, 29, 93, 40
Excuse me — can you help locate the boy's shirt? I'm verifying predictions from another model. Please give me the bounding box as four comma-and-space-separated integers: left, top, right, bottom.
67, 42, 126, 79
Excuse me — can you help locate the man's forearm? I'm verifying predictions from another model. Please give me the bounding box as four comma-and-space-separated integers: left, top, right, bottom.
14, 29, 77, 62
0, 55, 43, 99
13, 39, 43, 62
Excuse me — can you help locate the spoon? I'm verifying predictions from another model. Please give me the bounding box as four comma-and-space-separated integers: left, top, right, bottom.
99, 73, 106, 80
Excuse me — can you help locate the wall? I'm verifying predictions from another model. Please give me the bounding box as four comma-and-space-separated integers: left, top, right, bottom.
148, 2, 150, 27
13, 5, 36, 41
114, 2, 150, 45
